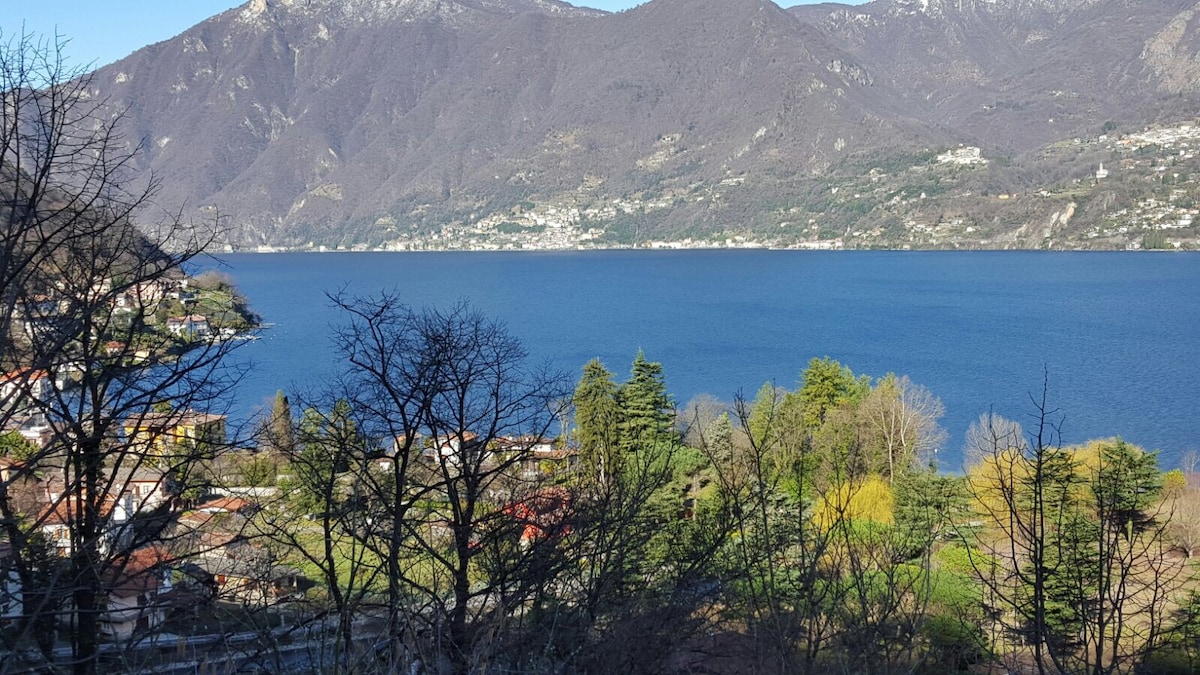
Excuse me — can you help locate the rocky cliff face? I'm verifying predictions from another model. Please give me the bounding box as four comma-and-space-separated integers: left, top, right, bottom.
81, 0, 1200, 246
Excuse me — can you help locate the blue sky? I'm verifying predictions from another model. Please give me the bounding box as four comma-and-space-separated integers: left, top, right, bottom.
3, 0, 866, 69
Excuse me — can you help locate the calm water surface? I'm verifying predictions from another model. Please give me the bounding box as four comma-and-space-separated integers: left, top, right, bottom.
213, 251, 1200, 469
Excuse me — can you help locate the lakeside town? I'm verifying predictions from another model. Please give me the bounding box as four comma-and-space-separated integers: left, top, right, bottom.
236, 122, 1200, 254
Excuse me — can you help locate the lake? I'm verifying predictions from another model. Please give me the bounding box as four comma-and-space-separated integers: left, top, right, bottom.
212, 250, 1200, 470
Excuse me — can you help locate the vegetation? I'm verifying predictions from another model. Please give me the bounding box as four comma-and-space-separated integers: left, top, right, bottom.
3, 26, 1199, 675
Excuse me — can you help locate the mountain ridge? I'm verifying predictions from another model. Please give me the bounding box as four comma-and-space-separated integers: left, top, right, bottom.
78, 0, 1200, 249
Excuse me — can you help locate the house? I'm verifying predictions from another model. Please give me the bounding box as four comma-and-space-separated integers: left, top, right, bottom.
491, 435, 556, 456
504, 488, 572, 545
165, 315, 210, 339
389, 431, 422, 456
107, 465, 173, 512
423, 432, 481, 463
38, 493, 131, 555
6, 413, 54, 450
0, 368, 52, 413
489, 436, 574, 478
196, 496, 253, 515
123, 410, 226, 456
192, 547, 310, 606
99, 546, 174, 640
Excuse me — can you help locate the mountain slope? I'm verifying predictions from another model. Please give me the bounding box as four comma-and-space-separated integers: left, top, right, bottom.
81, 0, 1200, 248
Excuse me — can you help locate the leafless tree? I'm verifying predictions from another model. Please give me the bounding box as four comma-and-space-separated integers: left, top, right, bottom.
0, 31, 243, 674
963, 411, 1025, 469
962, 382, 1182, 675
316, 294, 571, 673
859, 373, 946, 480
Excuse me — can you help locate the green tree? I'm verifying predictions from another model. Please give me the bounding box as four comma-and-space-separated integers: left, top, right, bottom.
265, 389, 295, 454
618, 350, 674, 452
0, 430, 36, 462
791, 357, 869, 430
288, 402, 356, 514
573, 358, 622, 486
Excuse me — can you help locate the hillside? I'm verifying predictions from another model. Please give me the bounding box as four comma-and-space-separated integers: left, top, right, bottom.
81, 0, 1200, 249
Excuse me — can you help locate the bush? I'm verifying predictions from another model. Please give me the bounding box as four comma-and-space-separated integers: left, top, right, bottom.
920, 613, 987, 672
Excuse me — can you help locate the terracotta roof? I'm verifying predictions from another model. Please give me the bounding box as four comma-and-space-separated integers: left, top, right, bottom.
39, 494, 119, 527
1, 368, 49, 383
107, 546, 173, 598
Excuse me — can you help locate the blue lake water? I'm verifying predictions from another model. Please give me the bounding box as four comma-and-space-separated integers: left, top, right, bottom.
211, 250, 1200, 470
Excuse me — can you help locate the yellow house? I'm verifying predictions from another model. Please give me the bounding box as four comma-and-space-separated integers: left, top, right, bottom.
123, 410, 226, 456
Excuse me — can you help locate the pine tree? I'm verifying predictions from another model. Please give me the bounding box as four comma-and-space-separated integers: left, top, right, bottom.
792, 356, 869, 430
618, 350, 674, 452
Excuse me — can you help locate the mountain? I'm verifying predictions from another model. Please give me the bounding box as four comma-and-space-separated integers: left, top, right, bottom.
84, 0, 1200, 249
793, 0, 1200, 148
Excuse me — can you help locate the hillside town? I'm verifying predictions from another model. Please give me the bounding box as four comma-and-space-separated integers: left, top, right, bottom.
258, 122, 1200, 254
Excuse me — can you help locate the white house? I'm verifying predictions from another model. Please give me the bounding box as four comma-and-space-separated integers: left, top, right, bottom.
165, 315, 210, 339
0, 540, 22, 621
0, 368, 52, 413
99, 547, 174, 641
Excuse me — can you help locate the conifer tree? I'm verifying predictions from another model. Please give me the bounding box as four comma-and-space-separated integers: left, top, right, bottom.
618, 350, 674, 452
791, 356, 868, 430
572, 358, 621, 486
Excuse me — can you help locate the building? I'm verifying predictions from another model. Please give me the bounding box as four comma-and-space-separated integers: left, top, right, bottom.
38, 493, 131, 555
936, 146, 988, 166
123, 410, 227, 456
165, 315, 210, 339
99, 547, 174, 641
0, 539, 22, 621
423, 432, 481, 463
0, 368, 52, 413
107, 465, 174, 511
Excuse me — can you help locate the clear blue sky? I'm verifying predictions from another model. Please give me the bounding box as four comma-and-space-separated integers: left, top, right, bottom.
3, 0, 867, 70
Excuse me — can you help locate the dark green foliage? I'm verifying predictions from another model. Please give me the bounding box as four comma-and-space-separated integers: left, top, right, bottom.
791, 356, 869, 430
287, 401, 359, 514
573, 358, 622, 485
618, 350, 675, 452
0, 431, 36, 462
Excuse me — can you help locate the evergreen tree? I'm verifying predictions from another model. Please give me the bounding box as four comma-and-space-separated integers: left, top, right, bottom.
618, 350, 674, 452
290, 401, 357, 514
791, 356, 869, 430
573, 358, 622, 486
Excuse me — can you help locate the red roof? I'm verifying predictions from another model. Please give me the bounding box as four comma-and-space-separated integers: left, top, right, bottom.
107, 546, 173, 598
39, 494, 119, 527
1, 368, 49, 384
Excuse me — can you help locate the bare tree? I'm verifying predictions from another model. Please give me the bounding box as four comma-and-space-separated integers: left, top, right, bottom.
962, 384, 1181, 675
963, 411, 1025, 470
318, 295, 571, 673
0, 31, 243, 673
859, 374, 946, 480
